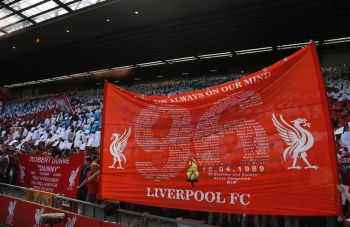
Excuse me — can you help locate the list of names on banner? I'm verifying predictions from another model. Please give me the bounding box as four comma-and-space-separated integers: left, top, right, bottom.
134, 104, 192, 181
133, 91, 269, 184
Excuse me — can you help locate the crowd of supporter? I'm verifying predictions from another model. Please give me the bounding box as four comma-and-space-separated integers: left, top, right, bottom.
0, 89, 102, 156
122, 73, 242, 95
0, 73, 243, 162
0, 66, 350, 226
325, 67, 350, 227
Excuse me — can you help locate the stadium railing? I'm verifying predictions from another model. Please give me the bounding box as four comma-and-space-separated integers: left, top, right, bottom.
0, 183, 218, 227
0, 182, 27, 200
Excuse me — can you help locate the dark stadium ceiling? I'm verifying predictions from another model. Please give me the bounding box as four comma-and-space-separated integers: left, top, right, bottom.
0, 0, 349, 86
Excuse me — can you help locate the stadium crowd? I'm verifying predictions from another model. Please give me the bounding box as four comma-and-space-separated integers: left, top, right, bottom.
0, 66, 349, 226
0, 89, 102, 156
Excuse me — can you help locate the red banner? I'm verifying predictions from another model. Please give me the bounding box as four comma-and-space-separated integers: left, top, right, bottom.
0, 194, 121, 227
52, 95, 74, 113
17, 153, 84, 198
100, 44, 341, 215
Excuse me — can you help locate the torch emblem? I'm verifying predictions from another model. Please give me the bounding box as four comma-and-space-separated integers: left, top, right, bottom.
186, 158, 199, 187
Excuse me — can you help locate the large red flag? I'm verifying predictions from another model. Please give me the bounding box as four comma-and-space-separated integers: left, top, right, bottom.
100, 44, 341, 215
52, 95, 73, 113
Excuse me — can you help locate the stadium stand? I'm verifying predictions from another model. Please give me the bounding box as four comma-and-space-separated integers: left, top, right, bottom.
1, 66, 350, 161
0, 66, 349, 227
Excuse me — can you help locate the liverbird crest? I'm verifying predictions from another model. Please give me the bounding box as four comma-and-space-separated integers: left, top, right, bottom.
66, 216, 77, 227
272, 113, 317, 170
109, 128, 132, 169
67, 167, 80, 190
34, 208, 44, 227
6, 200, 17, 225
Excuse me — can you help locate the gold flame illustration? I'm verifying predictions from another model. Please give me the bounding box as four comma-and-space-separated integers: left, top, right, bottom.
186, 158, 199, 187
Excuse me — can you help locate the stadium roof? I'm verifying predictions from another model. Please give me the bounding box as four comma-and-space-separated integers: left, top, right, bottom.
0, 0, 349, 86
0, 0, 106, 36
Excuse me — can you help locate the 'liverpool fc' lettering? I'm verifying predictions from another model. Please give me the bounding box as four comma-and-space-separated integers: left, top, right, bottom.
146, 187, 250, 205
